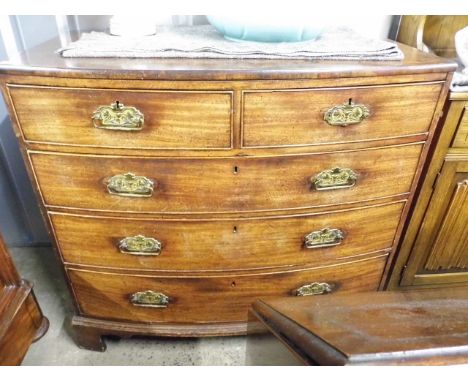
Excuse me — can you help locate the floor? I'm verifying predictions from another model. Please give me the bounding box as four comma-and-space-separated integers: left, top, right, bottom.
10, 246, 247, 366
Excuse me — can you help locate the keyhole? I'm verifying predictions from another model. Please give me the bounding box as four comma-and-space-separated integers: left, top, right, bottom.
116, 100, 120, 108
348, 98, 352, 105
233, 166, 239, 174
233, 226, 237, 233
231, 281, 236, 287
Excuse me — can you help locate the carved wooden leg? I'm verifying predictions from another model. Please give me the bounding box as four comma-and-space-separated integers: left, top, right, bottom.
71, 318, 106, 352
24, 291, 50, 343
32, 317, 50, 343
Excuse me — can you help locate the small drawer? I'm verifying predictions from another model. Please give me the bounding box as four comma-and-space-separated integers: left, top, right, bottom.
8, 85, 233, 150
68, 254, 387, 323
242, 83, 442, 147
52, 202, 403, 271
452, 105, 468, 149
30, 144, 422, 214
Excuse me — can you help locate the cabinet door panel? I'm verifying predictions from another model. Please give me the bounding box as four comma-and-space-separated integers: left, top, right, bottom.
452, 104, 468, 149
401, 159, 468, 286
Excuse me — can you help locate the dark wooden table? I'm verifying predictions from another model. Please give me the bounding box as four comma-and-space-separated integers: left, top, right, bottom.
246, 287, 468, 365
0, 234, 48, 365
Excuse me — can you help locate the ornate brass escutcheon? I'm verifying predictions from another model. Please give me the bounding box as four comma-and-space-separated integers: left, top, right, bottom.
294, 282, 333, 296
130, 290, 169, 308
119, 235, 162, 256
311, 167, 357, 191
324, 101, 370, 126
106, 173, 155, 197
92, 101, 144, 131
305, 228, 345, 249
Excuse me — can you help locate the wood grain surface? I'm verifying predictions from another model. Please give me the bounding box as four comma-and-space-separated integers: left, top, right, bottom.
68, 254, 387, 324
0, 234, 48, 365
242, 82, 442, 147
250, 286, 468, 365
391, 92, 468, 289
8, 84, 233, 150
402, 159, 468, 286
452, 104, 468, 149
0, 38, 456, 80
51, 201, 403, 271
0, 38, 456, 345
29, 144, 422, 214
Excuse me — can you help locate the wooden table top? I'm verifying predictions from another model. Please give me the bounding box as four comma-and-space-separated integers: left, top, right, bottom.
252, 287, 468, 365
0, 38, 456, 80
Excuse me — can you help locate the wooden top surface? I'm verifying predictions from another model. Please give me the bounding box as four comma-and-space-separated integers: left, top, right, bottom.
450, 91, 468, 100
0, 37, 457, 80
253, 287, 468, 365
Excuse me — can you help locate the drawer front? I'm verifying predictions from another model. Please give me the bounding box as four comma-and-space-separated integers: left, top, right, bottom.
68, 255, 387, 323
31, 144, 422, 213
52, 202, 403, 271
242, 83, 442, 147
8, 85, 232, 149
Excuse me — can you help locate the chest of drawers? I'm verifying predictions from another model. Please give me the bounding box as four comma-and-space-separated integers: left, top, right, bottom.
0, 40, 455, 351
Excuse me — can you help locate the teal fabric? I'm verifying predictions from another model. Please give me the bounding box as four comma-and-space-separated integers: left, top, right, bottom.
207, 16, 323, 42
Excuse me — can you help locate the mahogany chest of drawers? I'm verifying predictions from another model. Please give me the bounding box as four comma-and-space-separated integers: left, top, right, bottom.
0, 39, 455, 351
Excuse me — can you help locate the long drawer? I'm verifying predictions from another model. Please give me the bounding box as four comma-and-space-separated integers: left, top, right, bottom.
242, 82, 442, 147
30, 144, 422, 214
52, 202, 403, 271
8, 85, 233, 150
68, 254, 387, 323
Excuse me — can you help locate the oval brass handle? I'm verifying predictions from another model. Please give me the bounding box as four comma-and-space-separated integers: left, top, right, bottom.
324, 102, 370, 126
106, 173, 155, 197
119, 235, 162, 256
92, 101, 144, 131
305, 228, 344, 249
294, 282, 333, 296
311, 167, 357, 191
130, 290, 169, 308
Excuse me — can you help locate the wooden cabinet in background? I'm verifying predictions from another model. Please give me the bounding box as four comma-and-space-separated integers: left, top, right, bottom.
396, 16, 468, 58
389, 93, 468, 288
0, 234, 48, 365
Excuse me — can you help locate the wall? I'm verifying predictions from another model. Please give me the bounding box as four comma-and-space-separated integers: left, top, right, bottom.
0, 15, 399, 246
0, 16, 111, 246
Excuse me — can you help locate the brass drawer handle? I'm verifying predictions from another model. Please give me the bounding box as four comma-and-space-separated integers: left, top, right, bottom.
305, 228, 344, 249
106, 173, 155, 197
119, 235, 162, 256
311, 167, 357, 191
92, 101, 144, 131
130, 290, 169, 308
324, 101, 370, 126
294, 282, 333, 296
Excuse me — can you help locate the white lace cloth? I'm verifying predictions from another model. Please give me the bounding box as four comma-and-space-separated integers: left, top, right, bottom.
450, 69, 468, 92
57, 25, 404, 61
